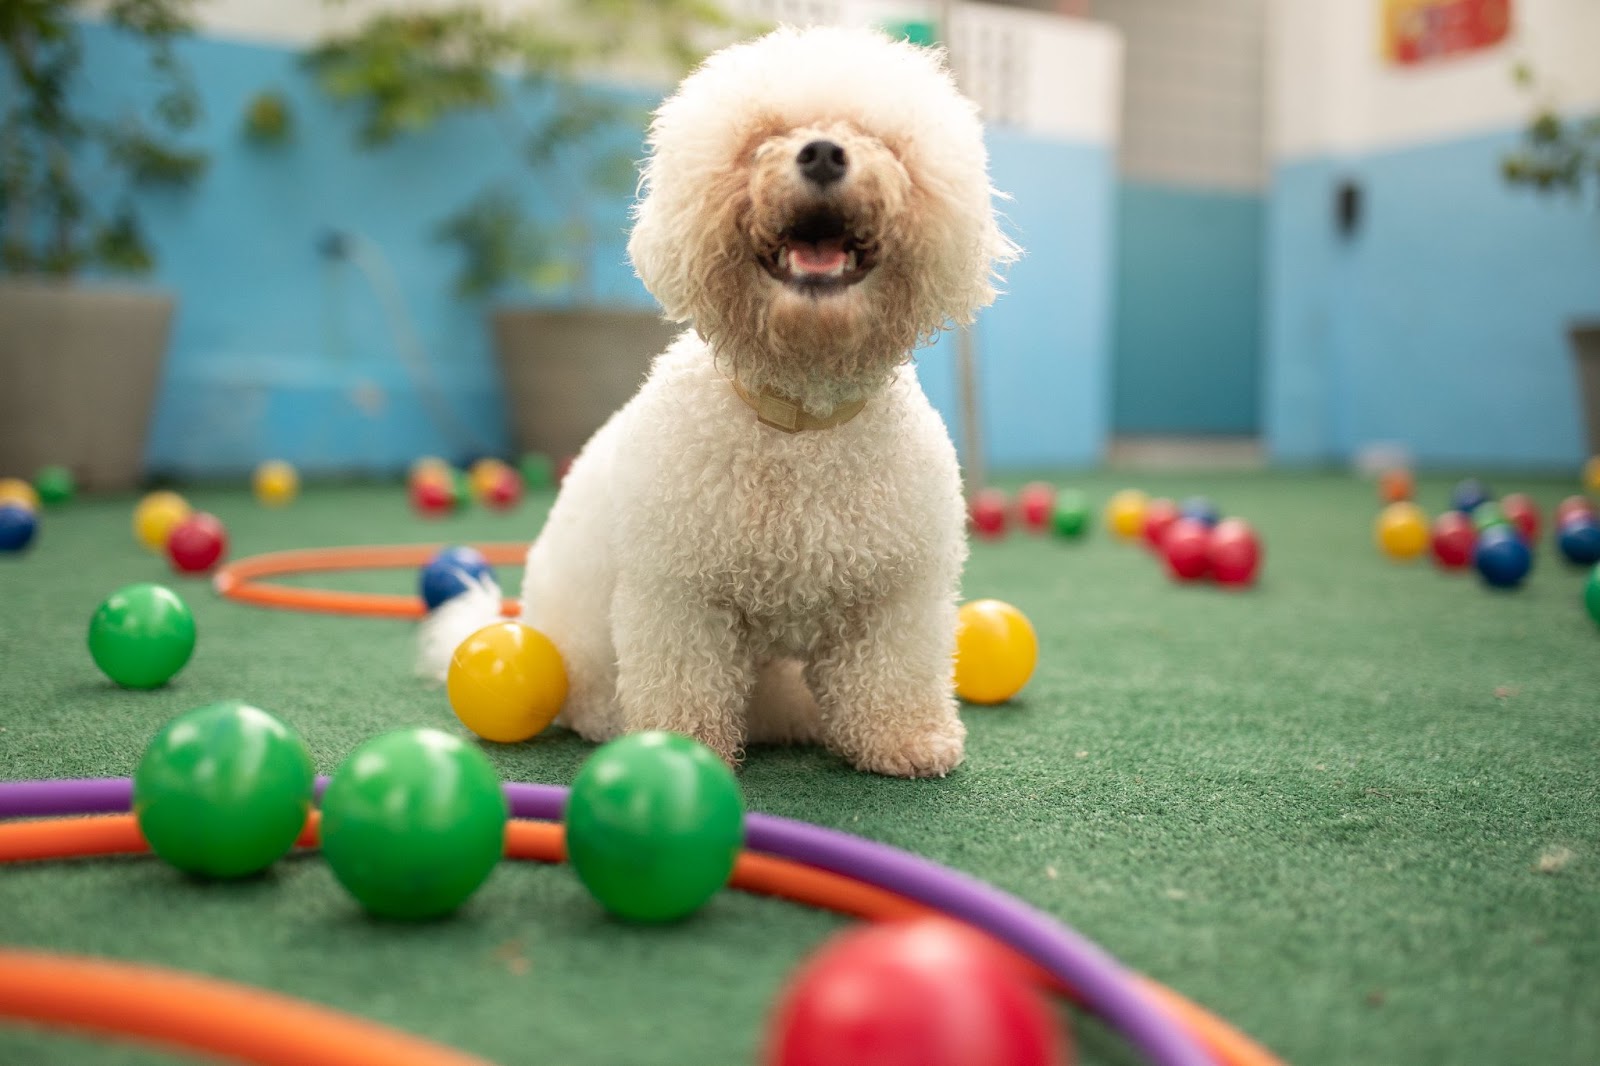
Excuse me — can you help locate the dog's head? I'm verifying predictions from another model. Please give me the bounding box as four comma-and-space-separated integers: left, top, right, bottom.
628, 26, 1018, 403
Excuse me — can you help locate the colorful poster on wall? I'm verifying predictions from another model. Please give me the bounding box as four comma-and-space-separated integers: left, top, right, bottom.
1381, 0, 1512, 66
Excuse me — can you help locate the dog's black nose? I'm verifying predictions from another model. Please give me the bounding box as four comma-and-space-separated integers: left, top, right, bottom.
796, 139, 847, 188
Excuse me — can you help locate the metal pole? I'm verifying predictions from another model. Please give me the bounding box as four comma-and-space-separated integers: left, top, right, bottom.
938, 0, 986, 494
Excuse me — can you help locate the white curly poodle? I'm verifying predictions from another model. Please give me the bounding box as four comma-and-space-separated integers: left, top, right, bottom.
420, 25, 1017, 776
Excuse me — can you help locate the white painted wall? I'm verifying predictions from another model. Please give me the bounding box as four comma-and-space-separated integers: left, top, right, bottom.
1269, 0, 1600, 161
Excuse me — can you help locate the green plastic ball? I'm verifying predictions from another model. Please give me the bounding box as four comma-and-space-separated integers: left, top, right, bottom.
134, 702, 315, 879
1051, 490, 1091, 539
520, 452, 555, 490
1472, 500, 1510, 534
320, 728, 507, 920
87, 583, 196, 689
34, 465, 74, 505
1586, 565, 1600, 628
451, 468, 472, 510
565, 731, 745, 923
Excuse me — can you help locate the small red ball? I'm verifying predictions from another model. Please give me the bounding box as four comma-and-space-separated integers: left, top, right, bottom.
555, 455, 577, 486
484, 467, 524, 511
1141, 498, 1181, 552
1500, 493, 1540, 545
1162, 517, 1212, 581
410, 477, 454, 517
969, 489, 1009, 540
166, 512, 228, 573
1207, 518, 1261, 586
1556, 495, 1595, 527
1016, 483, 1055, 534
765, 918, 1070, 1066
1430, 511, 1476, 569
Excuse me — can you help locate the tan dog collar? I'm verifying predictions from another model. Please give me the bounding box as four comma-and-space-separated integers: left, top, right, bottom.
730, 378, 867, 433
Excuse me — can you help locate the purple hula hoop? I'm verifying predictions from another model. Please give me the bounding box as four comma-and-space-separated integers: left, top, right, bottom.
0, 778, 1215, 1066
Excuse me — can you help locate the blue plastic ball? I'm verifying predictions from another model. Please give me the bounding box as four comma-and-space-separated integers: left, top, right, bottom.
1178, 497, 1220, 528
1474, 526, 1532, 589
0, 504, 36, 553
1557, 516, 1600, 566
419, 546, 494, 610
1451, 479, 1492, 514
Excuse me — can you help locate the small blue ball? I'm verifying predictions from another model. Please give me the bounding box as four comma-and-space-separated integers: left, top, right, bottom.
419, 546, 494, 610
1178, 497, 1220, 528
1557, 516, 1600, 566
0, 504, 36, 553
1451, 478, 1492, 514
1474, 526, 1532, 589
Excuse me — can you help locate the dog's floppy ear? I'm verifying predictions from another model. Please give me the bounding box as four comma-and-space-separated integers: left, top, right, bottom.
627, 175, 692, 322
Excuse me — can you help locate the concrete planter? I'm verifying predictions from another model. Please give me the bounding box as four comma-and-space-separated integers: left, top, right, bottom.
0, 280, 174, 491
1573, 322, 1600, 456
491, 306, 681, 461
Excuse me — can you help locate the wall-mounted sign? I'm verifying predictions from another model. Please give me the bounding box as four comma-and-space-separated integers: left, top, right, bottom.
1381, 0, 1512, 66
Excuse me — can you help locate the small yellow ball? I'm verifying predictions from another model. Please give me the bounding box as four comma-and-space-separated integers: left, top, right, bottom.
1584, 456, 1600, 493
0, 477, 40, 512
447, 622, 568, 743
1105, 489, 1149, 540
468, 458, 510, 500
133, 491, 192, 553
253, 460, 299, 507
409, 456, 451, 484
1375, 502, 1428, 560
953, 599, 1039, 706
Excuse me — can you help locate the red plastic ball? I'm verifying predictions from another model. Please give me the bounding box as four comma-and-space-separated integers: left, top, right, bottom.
1016, 483, 1055, 534
1500, 493, 1540, 545
484, 467, 524, 511
1161, 518, 1211, 581
555, 455, 577, 486
1430, 511, 1476, 569
765, 918, 1070, 1066
166, 512, 228, 573
1141, 498, 1181, 552
1207, 518, 1261, 586
1556, 495, 1595, 527
968, 490, 1009, 540
410, 477, 454, 517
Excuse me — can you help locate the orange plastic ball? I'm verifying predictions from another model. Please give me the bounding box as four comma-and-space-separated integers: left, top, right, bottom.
1375, 502, 1429, 560
447, 622, 568, 743
953, 600, 1038, 706
1378, 469, 1414, 503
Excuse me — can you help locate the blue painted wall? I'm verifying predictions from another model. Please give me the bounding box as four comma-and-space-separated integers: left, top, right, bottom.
65, 23, 1117, 477
1111, 182, 1264, 436
1265, 124, 1600, 470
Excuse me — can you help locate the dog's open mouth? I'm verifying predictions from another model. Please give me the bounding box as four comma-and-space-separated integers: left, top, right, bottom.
759, 207, 877, 292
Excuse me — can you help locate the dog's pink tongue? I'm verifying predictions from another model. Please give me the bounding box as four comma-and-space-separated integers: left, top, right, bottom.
789, 237, 847, 274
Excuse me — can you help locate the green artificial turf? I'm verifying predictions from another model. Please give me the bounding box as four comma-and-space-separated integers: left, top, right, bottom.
1, 472, 1597, 1065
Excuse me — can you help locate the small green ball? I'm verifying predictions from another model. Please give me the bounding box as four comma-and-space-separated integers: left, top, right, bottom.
451, 468, 472, 510
565, 731, 744, 923
519, 453, 555, 490
1586, 565, 1600, 628
1052, 490, 1091, 539
34, 465, 74, 505
320, 728, 507, 920
88, 583, 196, 689
1472, 500, 1510, 533
134, 702, 315, 879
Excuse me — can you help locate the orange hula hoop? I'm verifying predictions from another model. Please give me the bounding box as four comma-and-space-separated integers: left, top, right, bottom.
0, 815, 1282, 1066
212, 544, 527, 619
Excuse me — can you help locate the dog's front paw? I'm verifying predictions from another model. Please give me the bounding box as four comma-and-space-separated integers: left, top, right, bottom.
837, 715, 966, 779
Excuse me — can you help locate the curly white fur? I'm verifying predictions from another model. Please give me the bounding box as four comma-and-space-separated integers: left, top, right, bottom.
419, 26, 1017, 776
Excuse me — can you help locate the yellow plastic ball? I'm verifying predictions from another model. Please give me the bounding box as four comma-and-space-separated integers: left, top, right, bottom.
253, 460, 299, 507
469, 458, 510, 500
1585, 456, 1600, 493
447, 622, 568, 743
0, 477, 40, 512
409, 456, 450, 484
1375, 502, 1428, 560
1105, 489, 1149, 540
133, 491, 192, 553
953, 599, 1038, 706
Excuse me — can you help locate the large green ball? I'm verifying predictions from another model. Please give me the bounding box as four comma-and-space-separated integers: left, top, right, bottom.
88, 583, 196, 689
1051, 490, 1091, 539
320, 728, 507, 920
134, 702, 315, 879
519, 452, 555, 490
35, 465, 75, 505
565, 731, 745, 923
1586, 565, 1600, 628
